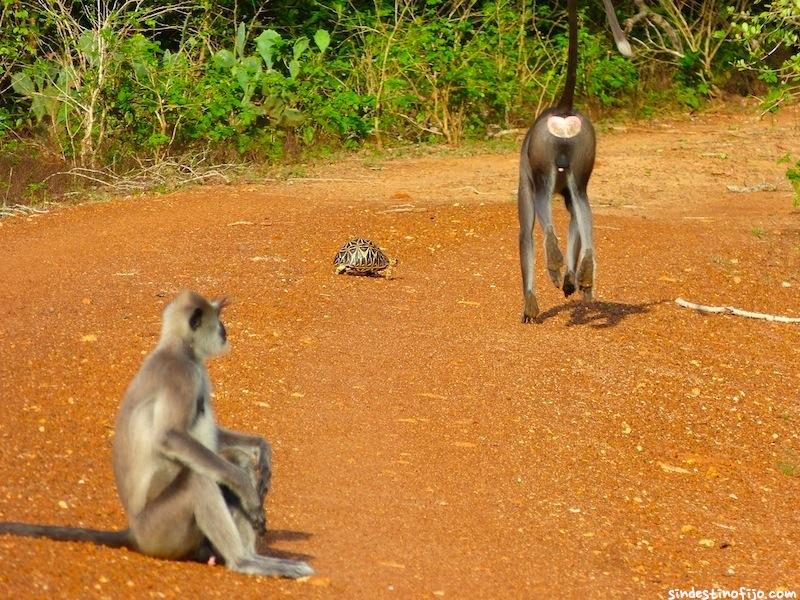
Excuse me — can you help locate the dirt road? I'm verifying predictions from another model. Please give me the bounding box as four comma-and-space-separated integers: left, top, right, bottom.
1, 104, 799, 598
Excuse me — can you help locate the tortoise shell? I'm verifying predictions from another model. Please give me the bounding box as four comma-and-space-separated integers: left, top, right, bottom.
333, 238, 393, 277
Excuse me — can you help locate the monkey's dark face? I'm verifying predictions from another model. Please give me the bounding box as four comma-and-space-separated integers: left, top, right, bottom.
186, 299, 230, 359
161, 291, 231, 359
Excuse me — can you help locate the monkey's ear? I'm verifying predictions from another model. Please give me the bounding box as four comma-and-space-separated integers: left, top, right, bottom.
212, 296, 230, 312
189, 307, 203, 331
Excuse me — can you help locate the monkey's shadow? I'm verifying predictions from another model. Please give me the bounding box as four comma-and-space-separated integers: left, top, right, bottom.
536, 299, 665, 327
258, 529, 315, 562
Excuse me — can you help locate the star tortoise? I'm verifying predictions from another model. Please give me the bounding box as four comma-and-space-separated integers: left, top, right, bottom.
333, 238, 395, 278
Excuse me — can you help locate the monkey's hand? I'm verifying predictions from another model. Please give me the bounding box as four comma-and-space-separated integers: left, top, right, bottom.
248, 508, 267, 536
161, 430, 267, 534
238, 476, 267, 535
216, 428, 272, 504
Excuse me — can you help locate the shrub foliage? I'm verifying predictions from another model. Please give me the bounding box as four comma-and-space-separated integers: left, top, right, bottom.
0, 0, 796, 166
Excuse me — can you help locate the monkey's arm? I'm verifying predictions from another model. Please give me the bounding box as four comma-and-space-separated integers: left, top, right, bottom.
217, 428, 271, 500
159, 429, 265, 531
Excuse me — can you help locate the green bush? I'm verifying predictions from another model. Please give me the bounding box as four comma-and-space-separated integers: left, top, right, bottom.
575, 25, 639, 108
6, 0, 789, 171
735, 0, 800, 110
779, 154, 800, 208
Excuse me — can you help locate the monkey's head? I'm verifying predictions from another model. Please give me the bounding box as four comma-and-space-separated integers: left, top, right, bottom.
161, 291, 230, 360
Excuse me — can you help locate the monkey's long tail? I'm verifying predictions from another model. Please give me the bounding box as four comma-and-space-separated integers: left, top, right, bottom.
557, 0, 579, 112
0, 522, 134, 549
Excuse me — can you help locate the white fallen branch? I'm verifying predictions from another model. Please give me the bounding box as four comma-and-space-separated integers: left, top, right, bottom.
0, 203, 51, 217
675, 298, 800, 323
726, 183, 778, 193
485, 127, 525, 139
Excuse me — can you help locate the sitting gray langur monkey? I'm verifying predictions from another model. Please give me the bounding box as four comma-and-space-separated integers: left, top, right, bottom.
518, 0, 632, 322
0, 291, 313, 578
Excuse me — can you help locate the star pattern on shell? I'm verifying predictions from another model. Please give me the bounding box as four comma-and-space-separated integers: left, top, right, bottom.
333, 238, 395, 277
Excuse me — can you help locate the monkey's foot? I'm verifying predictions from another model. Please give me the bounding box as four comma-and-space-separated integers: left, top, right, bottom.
581, 288, 594, 303
544, 230, 564, 288
522, 292, 540, 323
576, 250, 594, 291
234, 556, 315, 578
562, 272, 576, 297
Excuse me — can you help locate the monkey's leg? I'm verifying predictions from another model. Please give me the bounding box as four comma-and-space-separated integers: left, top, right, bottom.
135, 470, 312, 578
218, 447, 262, 553
562, 190, 580, 297
131, 469, 210, 560
214, 475, 314, 579
217, 449, 313, 576
192, 475, 311, 577
193, 447, 262, 562
532, 173, 564, 289
518, 172, 539, 322
568, 180, 596, 302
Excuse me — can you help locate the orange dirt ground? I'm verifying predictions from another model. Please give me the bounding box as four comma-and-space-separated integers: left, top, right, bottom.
0, 104, 799, 599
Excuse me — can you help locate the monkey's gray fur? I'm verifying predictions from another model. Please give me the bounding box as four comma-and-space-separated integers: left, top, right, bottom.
518, 0, 632, 322
0, 291, 313, 579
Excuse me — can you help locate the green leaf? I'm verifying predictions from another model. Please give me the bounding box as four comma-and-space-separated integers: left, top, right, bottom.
11, 73, 34, 97
234, 65, 251, 90
132, 60, 149, 79
31, 96, 46, 121
56, 66, 72, 89
235, 22, 246, 59
313, 29, 330, 53
241, 82, 254, 106
279, 108, 305, 127
288, 58, 300, 79
293, 37, 309, 60
242, 55, 262, 75
213, 49, 236, 69
256, 29, 281, 70
264, 96, 285, 118
78, 31, 98, 62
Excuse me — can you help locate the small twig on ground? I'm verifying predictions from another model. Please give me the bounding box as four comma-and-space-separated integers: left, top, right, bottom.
456, 186, 492, 195
286, 177, 374, 183
0, 203, 50, 217
40, 154, 240, 195
726, 183, 779, 193
675, 298, 800, 323
485, 127, 525, 139
377, 206, 426, 214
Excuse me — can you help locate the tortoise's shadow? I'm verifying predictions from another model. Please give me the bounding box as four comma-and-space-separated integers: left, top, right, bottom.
536, 298, 666, 328
258, 529, 315, 562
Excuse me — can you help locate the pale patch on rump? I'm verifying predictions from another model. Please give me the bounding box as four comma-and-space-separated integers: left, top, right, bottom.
546, 115, 582, 138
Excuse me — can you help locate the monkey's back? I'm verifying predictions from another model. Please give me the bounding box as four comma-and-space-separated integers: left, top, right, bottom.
112, 348, 203, 518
